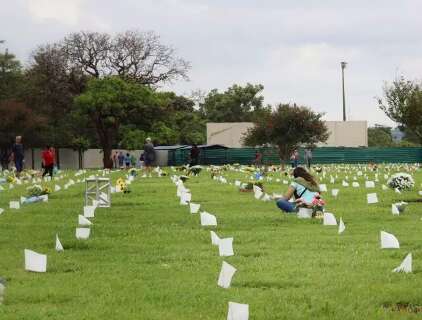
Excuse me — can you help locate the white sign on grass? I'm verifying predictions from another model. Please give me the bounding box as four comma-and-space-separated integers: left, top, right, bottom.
218, 238, 234, 257
200, 212, 217, 226
338, 218, 346, 234
24, 249, 47, 272
217, 261, 237, 289
55, 234, 64, 252
83, 206, 95, 218
380, 231, 400, 249
323, 212, 337, 226
211, 231, 220, 245
393, 253, 412, 273
78, 215, 92, 226
227, 302, 249, 320
190, 203, 200, 214
367, 193, 378, 204
76, 228, 91, 240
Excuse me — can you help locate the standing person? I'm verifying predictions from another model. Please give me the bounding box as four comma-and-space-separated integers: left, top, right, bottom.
118, 151, 125, 168
11, 136, 24, 176
304, 148, 313, 169
130, 153, 136, 167
49, 146, 57, 173
125, 153, 131, 168
290, 149, 299, 168
190, 144, 200, 166
143, 137, 156, 172
112, 151, 119, 169
139, 153, 145, 169
41, 146, 54, 178
253, 150, 263, 167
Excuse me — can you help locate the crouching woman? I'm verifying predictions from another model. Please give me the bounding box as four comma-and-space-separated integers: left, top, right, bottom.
275, 167, 321, 213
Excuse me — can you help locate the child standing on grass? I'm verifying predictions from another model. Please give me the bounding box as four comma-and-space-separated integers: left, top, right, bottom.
41, 146, 54, 178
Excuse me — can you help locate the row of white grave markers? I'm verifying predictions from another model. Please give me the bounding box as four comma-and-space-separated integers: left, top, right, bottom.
209, 168, 415, 275
172, 175, 248, 320
22, 169, 117, 273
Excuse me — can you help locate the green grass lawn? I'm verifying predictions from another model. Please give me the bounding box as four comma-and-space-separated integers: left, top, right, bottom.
1, 165, 422, 319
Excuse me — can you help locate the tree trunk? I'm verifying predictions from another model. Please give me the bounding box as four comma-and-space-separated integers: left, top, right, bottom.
103, 146, 113, 169
78, 149, 83, 169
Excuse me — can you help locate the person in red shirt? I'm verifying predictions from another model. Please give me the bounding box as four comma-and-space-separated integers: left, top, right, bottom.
41, 145, 54, 178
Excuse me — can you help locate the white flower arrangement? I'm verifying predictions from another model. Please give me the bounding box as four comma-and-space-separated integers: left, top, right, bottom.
387, 172, 415, 191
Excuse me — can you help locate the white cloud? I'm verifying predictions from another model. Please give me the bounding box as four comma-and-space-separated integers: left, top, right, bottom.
3, 0, 422, 126
26, 0, 85, 25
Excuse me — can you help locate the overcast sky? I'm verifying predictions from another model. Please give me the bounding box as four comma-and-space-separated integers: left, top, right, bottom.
2, 0, 422, 126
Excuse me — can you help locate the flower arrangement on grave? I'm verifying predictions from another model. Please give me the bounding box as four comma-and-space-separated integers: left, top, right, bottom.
314, 166, 323, 173
26, 184, 51, 197
116, 178, 130, 193
311, 194, 326, 212
128, 168, 137, 177
387, 172, 414, 191
240, 181, 264, 192
6, 173, 16, 183
179, 175, 189, 182
187, 165, 202, 176
158, 170, 168, 177
210, 166, 221, 179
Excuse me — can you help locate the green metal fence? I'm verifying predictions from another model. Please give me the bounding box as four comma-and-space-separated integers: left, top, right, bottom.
168, 147, 422, 166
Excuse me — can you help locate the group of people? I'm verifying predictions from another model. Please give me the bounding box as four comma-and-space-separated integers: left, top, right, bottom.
290, 148, 313, 169
0, 136, 56, 178
252, 148, 313, 169
111, 137, 157, 170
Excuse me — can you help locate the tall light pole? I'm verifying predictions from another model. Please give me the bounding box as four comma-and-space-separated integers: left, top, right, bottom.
341, 61, 347, 121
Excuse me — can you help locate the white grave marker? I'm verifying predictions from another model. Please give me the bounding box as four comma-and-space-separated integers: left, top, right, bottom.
24, 249, 47, 272
392, 253, 412, 273
218, 238, 234, 257
55, 234, 64, 252
380, 231, 400, 249
227, 302, 249, 320
217, 261, 237, 289
200, 212, 217, 226
76, 228, 91, 240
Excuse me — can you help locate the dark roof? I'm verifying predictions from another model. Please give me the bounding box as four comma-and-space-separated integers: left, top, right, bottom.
181, 144, 229, 150
154, 145, 189, 150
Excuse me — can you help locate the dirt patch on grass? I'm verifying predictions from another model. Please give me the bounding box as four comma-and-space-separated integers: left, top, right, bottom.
383, 302, 422, 314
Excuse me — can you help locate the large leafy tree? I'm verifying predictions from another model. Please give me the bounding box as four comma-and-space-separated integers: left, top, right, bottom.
377, 77, 422, 143
243, 104, 329, 167
368, 126, 393, 147
0, 100, 46, 149
75, 77, 157, 168
0, 49, 23, 100
200, 83, 271, 122
24, 44, 89, 147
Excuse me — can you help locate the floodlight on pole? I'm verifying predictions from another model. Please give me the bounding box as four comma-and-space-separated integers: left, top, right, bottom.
341, 61, 347, 121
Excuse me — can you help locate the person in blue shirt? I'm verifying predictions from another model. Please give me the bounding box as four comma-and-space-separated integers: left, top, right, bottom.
125, 153, 131, 168
12, 136, 24, 176
275, 166, 320, 213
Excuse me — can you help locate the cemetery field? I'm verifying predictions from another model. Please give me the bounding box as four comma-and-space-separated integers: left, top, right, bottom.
1, 166, 422, 319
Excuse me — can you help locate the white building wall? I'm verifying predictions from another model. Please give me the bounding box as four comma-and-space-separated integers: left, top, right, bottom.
207, 121, 368, 148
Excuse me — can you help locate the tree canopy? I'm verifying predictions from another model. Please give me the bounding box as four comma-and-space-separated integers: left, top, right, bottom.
200, 83, 270, 122
378, 77, 422, 144
75, 77, 157, 167
243, 104, 329, 164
